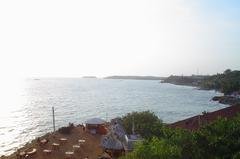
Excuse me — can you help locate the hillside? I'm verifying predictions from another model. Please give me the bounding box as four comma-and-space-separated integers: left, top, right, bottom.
162, 70, 240, 95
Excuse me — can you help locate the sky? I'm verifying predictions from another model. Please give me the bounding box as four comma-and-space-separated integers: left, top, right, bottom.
0, 0, 239, 78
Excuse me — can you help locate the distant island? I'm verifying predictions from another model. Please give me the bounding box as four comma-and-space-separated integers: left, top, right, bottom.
82, 76, 97, 79
105, 76, 166, 80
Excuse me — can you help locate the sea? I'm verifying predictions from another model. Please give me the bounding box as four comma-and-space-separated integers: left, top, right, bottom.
0, 78, 226, 155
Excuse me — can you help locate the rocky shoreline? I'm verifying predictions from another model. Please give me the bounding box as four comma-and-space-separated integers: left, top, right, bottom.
161, 70, 240, 105
162, 81, 240, 105
212, 96, 240, 105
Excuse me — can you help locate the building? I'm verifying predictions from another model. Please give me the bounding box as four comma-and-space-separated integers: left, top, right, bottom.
85, 118, 107, 135
101, 118, 142, 158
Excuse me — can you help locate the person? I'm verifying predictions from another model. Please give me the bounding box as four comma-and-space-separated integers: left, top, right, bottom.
69, 122, 74, 127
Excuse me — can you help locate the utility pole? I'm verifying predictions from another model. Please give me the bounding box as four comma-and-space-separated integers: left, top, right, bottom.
132, 116, 135, 135
52, 107, 56, 132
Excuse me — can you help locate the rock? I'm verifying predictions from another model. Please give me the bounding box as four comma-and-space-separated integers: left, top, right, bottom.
212, 96, 222, 101
212, 96, 240, 105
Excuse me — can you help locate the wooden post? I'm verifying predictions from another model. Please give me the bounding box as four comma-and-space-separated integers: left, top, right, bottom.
52, 107, 56, 132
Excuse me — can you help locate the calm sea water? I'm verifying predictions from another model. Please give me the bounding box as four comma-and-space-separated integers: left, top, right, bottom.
0, 78, 226, 155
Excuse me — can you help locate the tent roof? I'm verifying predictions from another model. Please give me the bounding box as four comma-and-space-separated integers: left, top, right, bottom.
85, 118, 106, 125
101, 135, 123, 150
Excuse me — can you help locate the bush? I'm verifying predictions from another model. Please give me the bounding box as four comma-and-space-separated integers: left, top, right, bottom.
121, 137, 181, 159
121, 111, 164, 138
194, 116, 240, 159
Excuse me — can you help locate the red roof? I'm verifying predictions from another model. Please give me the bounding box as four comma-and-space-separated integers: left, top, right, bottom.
170, 104, 240, 131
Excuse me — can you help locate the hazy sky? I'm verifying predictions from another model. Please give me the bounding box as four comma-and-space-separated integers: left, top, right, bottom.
0, 0, 239, 78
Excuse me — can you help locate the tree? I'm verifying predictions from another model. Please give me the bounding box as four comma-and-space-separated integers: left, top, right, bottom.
121, 111, 240, 159
121, 137, 181, 159
201, 70, 240, 95
121, 111, 164, 138
195, 116, 240, 159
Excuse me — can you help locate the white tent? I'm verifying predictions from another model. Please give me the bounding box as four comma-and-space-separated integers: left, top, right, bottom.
85, 118, 106, 125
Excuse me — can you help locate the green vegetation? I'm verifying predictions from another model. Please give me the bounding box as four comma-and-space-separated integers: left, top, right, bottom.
122, 137, 182, 159
121, 111, 164, 138
201, 69, 240, 95
194, 117, 240, 159
162, 69, 240, 95
161, 75, 205, 86
120, 111, 240, 159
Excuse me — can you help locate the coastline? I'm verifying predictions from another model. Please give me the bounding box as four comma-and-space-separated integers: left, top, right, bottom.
162, 81, 240, 105
161, 71, 240, 105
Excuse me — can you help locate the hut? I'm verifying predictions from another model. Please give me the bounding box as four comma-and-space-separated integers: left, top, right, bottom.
85, 118, 107, 135
101, 134, 124, 157
101, 118, 143, 157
